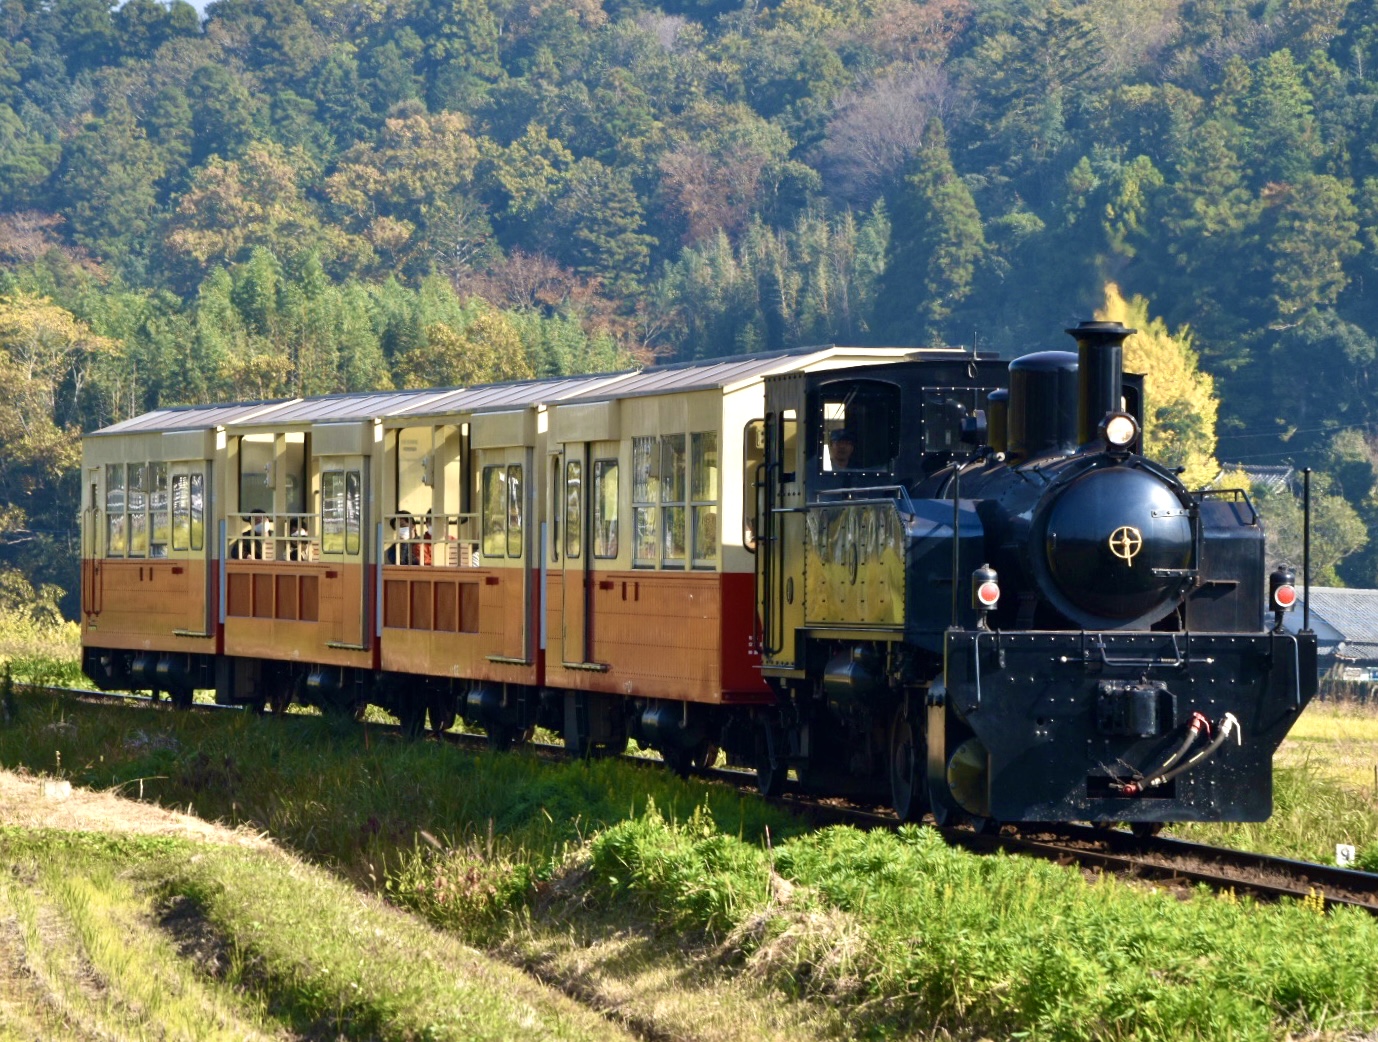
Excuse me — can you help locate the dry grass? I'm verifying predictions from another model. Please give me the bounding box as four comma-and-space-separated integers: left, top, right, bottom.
1277, 698, 1378, 798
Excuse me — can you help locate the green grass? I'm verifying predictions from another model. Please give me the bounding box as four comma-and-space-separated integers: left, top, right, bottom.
0, 688, 799, 889
0, 608, 83, 687
581, 808, 1378, 1042
0, 828, 632, 1042
4, 688, 1378, 1041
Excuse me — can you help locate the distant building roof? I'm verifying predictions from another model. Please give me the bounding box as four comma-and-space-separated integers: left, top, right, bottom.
1213, 463, 1295, 494
1298, 587, 1378, 663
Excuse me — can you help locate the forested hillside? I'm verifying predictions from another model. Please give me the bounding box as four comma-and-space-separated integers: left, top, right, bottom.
4, 0, 1378, 610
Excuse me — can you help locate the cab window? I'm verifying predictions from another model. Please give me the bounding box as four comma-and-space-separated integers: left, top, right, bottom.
817, 379, 902, 473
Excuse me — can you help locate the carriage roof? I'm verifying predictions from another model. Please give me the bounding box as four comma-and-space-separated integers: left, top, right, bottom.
86, 343, 948, 439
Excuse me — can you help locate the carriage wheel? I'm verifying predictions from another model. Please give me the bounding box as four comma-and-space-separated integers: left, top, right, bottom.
397, 699, 427, 740
427, 696, 457, 737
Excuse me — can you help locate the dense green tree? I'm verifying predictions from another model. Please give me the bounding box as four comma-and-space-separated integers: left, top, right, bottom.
1240, 50, 1322, 187
56, 103, 164, 269
1251, 474, 1367, 586
1264, 173, 1360, 319
874, 120, 984, 345
1097, 283, 1219, 487
0, 103, 60, 206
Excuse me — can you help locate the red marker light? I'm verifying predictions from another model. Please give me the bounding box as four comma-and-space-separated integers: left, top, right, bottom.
1273, 584, 1297, 609
977, 581, 1000, 607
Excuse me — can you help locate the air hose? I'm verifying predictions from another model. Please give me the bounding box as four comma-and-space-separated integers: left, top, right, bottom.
1111, 712, 1240, 796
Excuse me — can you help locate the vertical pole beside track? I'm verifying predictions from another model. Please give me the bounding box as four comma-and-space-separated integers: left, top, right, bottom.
1303, 468, 1312, 633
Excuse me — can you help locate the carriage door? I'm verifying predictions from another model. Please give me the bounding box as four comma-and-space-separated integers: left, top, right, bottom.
556, 443, 591, 665
167, 459, 212, 636
320, 455, 368, 649
82, 466, 104, 620
760, 375, 805, 670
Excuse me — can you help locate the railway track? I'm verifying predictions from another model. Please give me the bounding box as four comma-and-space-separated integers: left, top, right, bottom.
34, 684, 1378, 914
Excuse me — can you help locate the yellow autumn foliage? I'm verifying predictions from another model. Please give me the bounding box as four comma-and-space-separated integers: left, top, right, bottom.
1096, 283, 1219, 487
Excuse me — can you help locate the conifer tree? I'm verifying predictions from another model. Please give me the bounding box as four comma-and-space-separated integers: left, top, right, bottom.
873, 120, 983, 346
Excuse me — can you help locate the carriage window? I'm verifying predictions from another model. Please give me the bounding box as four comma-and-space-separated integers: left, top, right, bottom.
238, 434, 275, 514
481, 464, 524, 559
593, 460, 618, 559
482, 466, 505, 558
172, 474, 190, 551
819, 380, 901, 472
396, 426, 432, 517
565, 460, 582, 560
692, 431, 718, 565
743, 420, 764, 552
506, 464, 523, 558
149, 463, 169, 557
632, 436, 658, 565
345, 470, 361, 554
128, 463, 148, 557
189, 472, 205, 551
321, 469, 361, 554
661, 433, 686, 566
105, 464, 126, 556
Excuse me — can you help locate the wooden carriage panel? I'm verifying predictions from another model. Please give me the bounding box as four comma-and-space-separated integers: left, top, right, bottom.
379, 565, 536, 684
545, 571, 720, 702
81, 559, 211, 654
222, 561, 369, 668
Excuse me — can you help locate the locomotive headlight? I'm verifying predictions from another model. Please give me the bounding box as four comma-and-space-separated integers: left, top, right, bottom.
1101, 412, 1139, 449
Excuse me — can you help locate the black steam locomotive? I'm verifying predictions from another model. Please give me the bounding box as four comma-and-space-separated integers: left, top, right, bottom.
751, 321, 1316, 827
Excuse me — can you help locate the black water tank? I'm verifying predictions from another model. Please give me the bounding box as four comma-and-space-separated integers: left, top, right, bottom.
1007, 351, 1078, 463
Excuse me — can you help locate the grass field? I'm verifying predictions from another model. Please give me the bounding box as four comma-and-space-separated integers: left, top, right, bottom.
0, 682, 1376, 1040
1277, 696, 1378, 795
4, 617, 1378, 1040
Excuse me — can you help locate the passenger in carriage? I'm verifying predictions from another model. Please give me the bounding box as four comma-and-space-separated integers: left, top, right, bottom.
233, 509, 268, 559
417, 515, 433, 566
388, 516, 414, 565
286, 517, 308, 561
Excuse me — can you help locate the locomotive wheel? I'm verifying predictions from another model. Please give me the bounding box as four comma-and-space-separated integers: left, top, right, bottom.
1131, 821, 1164, 839
888, 706, 927, 823
756, 756, 786, 797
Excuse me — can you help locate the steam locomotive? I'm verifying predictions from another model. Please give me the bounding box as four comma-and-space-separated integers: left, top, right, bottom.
753, 320, 1316, 827
79, 320, 1316, 828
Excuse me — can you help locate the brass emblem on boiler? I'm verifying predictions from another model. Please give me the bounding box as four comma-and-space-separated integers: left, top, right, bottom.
1109, 525, 1143, 567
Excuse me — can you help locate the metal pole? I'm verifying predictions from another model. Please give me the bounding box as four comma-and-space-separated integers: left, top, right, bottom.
1303, 467, 1312, 633
951, 469, 960, 628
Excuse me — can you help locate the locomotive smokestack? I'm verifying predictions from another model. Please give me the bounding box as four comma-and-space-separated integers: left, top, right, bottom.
1066, 320, 1135, 448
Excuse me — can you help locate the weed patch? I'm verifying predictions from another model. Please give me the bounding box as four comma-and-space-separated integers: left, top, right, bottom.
575, 809, 1378, 1041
